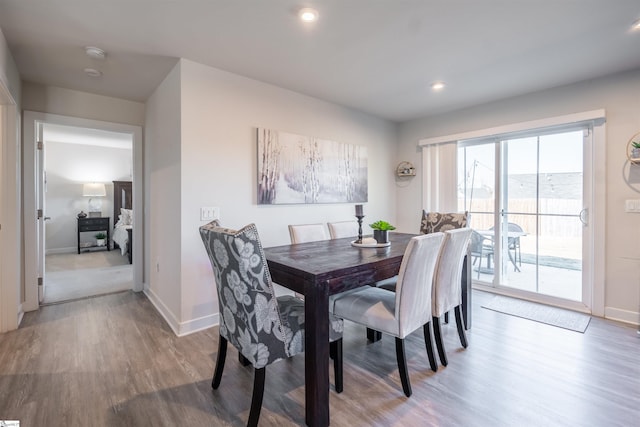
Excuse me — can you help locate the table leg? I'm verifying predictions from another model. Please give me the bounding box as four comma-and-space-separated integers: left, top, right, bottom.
304, 281, 330, 427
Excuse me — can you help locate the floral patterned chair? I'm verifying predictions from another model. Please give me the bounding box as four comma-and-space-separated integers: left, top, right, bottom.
199, 221, 344, 426
420, 211, 468, 234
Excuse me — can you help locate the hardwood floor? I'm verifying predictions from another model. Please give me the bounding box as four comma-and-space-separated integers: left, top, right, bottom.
0, 290, 638, 426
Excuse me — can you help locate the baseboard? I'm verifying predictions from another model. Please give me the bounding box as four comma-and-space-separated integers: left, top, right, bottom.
45, 247, 77, 255
143, 287, 219, 337
604, 306, 640, 326
143, 287, 181, 335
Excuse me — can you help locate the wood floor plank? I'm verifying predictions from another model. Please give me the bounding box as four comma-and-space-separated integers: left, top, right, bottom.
0, 290, 638, 426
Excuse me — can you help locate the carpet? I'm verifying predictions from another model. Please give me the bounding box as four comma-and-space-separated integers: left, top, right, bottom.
482, 295, 591, 333
44, 264, 133, 304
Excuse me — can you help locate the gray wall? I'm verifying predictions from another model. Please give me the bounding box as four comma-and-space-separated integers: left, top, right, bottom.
45, 140, 132, 253
397, 68, 640, 324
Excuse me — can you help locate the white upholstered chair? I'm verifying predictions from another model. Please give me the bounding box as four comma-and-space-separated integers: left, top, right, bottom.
331, 232, 445, 397
431, 228, 473, 366
288, 223, 329, 243
327, 221, 359, 239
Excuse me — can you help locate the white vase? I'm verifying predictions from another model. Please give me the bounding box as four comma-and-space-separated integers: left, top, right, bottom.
632, 147, 640, 159
96, 239, 105, 247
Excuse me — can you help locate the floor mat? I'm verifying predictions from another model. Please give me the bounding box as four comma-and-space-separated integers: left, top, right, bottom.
482, 295, 591, 333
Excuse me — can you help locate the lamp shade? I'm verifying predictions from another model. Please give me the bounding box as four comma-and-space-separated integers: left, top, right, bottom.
82, 183, 106, 197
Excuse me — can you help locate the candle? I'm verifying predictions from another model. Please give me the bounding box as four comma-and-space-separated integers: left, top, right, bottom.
355, 204, 363, 216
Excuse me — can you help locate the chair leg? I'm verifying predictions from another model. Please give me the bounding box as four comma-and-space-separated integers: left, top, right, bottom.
212, 336, 227, 389
432, 316, 448, 366
454, 305, 468, 348
248, 367, 266, 427
367, 327, 382, 342
331, 339, 343, 393
395, 338, 412, 397
422, 322, 438, 372
239, 353, 251, 366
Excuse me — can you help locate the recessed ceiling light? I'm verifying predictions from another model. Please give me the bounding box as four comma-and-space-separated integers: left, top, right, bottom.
85, 46, 106, 60
431, 81, 446, 91
84, 68, 102, 78
632, 18, 640, 32
299, 8, 319, 22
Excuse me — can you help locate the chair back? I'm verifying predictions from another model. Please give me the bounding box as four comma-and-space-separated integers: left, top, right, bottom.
469, 230, 488, 256
199, 221, 292, 368
394, 232, 445, 337
327, 221, 359, 239
420, 211, 468, 234
432, 228, 473, 317
288, 223, 329, 243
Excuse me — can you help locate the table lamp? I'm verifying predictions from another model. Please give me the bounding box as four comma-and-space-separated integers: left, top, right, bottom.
83, 182, 106, 217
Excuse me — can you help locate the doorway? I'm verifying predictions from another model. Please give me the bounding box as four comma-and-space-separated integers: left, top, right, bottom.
41, 123, 134, 303
459, 128, 593, 311
23, 111, 143, 312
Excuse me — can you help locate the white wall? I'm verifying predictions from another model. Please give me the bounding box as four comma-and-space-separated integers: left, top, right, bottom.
144, 58, 397, 335
397, 69, 640, 324
144, 62, 183, 328
0, 25, 22, 332
45, 141, 132, 252
22, 83, 145, 126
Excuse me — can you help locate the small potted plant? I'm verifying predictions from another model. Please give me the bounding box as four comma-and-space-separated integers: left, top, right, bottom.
95, 232, 107, 247
369, 220, 396, 244
632, 141, 640, 159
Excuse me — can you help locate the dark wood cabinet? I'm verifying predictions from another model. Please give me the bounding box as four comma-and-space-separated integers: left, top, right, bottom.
77, 217, 110, 254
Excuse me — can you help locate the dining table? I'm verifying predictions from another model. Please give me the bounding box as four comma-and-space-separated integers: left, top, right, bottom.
263, 232, 471, 426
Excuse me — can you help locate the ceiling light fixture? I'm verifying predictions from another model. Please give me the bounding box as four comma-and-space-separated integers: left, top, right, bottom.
85, 46, 106, 60
299, 8, 319, 22
632, 18, 640, 32
84, 68, 103, 78
431, 81, 446, 91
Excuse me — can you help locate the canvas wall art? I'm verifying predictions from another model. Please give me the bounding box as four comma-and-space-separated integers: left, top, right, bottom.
257, 128, 368, 204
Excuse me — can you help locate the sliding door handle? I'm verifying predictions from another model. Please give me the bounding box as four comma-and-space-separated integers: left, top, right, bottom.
579, 208, 588, 226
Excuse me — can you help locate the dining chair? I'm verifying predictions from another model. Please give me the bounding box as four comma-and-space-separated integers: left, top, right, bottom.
331, 232, 445, 397
288, 223, 329, 243
327, 221, 359, 239
431, 228, 473, 366
199, 221, 344, 426
370, 210, 469, 340
420, 210, 468, 234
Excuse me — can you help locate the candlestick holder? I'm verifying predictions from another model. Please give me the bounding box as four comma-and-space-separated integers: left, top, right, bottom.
356, 215, 365, 243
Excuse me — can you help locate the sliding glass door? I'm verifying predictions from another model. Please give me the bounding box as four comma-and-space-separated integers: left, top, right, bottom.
458, 128, 589, 306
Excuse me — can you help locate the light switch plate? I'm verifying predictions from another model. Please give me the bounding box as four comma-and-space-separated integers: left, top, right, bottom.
200, 206, 221, 221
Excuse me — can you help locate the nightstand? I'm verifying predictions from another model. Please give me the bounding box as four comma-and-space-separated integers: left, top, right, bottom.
77, 217, 110, 254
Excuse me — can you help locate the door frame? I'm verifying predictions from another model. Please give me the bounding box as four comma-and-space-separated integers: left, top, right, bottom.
23, 111, 144, 312
419, 110, 606, 315
0, 81, 20, 332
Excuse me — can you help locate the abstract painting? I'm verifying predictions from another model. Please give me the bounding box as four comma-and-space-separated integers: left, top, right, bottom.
257, 128, 368, 204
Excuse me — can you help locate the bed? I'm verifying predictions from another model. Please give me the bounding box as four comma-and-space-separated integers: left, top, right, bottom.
112, 180, 133, 264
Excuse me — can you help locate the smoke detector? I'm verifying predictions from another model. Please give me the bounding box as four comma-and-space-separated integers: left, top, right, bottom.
85, 46, 106, 60
84, 68, 103, 78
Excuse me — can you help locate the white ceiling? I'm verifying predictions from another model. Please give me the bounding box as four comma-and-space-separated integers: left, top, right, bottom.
1, 0, 639, 122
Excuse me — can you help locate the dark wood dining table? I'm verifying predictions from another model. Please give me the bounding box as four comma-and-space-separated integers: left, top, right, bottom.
263, 232, 471, 426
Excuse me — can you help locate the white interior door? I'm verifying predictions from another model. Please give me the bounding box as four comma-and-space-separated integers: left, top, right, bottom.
36, 123, 46, 303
